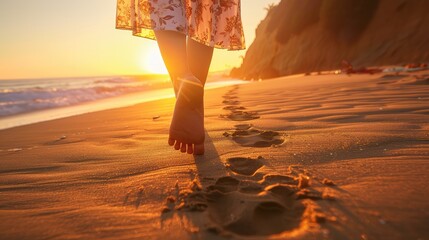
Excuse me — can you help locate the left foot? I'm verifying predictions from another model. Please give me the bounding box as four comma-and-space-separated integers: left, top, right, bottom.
168, 75, 205, 155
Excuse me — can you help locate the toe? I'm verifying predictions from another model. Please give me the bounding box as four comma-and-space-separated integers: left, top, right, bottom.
187, 144, 193, 154
174, 141, 181, 150
180, 143, 187, 153
168, 138, 175, 146
193, 143, 205, 155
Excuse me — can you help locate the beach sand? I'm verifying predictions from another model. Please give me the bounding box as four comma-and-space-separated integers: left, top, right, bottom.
1, 71, 428, 239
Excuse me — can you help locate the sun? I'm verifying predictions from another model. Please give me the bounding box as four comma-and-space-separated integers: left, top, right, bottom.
140, 47, 169, 75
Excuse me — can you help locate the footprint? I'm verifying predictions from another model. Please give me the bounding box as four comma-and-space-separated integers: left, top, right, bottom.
223, 105, 246, 111
222, 95, 239, 100
204, 163, 308, 236
207, 176, 240, 193
162, 155, 332, 238
255, 201, 285, 213
226, 157, 264, 176
226, 128, 260, 137
265, 184, 296, 197
234, 123, 252, 130
239, 185, 263, 194
222, 199, 305, 236
222, 100, 240, 105
265, 184, 297, 205
220, 111, 260, 121
177, 192, 208, 211
252, 200, 304, 234
296, 189, 323, 200
259, 174, 298, 185
225, 126, 285, 148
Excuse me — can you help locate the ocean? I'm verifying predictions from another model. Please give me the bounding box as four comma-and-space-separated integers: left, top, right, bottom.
0, 73, 246, 130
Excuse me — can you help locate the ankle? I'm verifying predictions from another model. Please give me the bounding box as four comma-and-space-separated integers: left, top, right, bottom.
176, 74, 201, 84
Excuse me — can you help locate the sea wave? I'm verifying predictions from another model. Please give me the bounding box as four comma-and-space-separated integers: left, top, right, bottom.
0, 76, 165, 117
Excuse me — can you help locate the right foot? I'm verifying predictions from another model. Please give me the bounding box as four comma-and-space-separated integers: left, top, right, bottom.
168, 75, 205, 155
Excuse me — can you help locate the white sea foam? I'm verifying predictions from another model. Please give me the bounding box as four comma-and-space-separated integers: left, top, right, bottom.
0, 76, 167, 117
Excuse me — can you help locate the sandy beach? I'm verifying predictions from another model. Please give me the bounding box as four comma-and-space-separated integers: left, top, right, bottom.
1, 70, 428, 239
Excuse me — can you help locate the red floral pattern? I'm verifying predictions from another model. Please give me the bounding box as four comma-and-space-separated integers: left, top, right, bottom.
116, 0, 245, 50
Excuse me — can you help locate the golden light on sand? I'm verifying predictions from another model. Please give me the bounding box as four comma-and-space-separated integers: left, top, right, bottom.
140, 47, 169, 75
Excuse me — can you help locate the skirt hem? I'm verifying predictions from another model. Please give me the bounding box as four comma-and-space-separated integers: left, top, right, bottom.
115, 26, 246, 51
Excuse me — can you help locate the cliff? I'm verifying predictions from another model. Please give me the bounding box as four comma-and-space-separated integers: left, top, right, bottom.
231, 0, 429, 79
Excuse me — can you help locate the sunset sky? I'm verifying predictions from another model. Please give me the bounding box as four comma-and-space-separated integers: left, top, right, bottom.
0, 0, 279, 80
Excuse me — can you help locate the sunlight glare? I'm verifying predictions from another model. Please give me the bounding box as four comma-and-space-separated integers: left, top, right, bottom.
140, 47, 168, 75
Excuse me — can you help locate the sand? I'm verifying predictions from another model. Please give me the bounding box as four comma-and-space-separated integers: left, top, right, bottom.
0, 70, 428, 239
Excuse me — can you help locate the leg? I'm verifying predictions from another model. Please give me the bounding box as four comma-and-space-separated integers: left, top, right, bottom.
154, 30, 191, 95
155, 30, 205, 154
186, 38, 214, 154
187, 38, 214, 86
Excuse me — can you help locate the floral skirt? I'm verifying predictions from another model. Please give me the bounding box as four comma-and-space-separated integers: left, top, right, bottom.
116, 0, 245, 50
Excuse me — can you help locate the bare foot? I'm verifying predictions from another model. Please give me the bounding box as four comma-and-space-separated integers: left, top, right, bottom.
168, 75, 205, 155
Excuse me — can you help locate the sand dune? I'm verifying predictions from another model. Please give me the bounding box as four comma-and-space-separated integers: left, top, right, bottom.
0, 69, 428, 239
